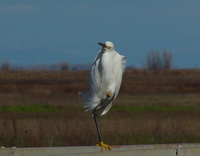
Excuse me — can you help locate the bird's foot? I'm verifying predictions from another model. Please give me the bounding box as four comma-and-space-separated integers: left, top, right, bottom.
107, 90, 112, 97
96, 141, 112, 151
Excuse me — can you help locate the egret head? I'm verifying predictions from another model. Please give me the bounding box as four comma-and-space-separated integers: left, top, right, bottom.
98, 41, 114, 51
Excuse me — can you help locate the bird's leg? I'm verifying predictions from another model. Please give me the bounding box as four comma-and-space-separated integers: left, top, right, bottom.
93, 115, 112, 151
93, 114, 102, 142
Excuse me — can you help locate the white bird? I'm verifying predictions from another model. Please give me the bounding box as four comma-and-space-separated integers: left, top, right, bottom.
83, 41, 126, 151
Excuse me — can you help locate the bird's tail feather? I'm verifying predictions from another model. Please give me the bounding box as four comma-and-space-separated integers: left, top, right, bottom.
79, 91, 100, 113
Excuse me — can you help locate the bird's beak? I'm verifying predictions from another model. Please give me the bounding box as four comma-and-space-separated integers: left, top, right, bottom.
98, 42, 106, 48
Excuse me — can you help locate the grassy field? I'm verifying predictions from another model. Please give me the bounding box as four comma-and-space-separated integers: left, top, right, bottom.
0, 69, 200, 147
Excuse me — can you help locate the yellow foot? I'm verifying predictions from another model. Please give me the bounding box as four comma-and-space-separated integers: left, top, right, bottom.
96, 141, 112, 151
107, 90, 112, 97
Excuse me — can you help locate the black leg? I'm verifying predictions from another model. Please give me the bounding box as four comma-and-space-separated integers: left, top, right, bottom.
93, 115, 102, 142
93, 114, 112, 151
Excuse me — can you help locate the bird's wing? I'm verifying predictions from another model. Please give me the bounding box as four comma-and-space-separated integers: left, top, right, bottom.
90, 53, 108, 98
111, 54, 126, 95
83, 52, 127, 115
91, 54, 126, 99
97, 55, 127, 116
82, 50, 108, 111
121, 56, 127, 74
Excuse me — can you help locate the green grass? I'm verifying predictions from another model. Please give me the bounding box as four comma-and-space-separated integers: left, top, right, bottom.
0, 104, 84, 113
112, 105, 200, 112
1, 70, 200, 147
1, 104, 200, 113
1, 102, 200, 113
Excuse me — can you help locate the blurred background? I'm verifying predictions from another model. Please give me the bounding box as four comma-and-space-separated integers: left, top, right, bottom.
0, 1, 200, 69
0, 1, 200, 147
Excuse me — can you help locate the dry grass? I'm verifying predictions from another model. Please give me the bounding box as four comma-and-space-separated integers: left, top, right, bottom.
1, 111, 200, 147
0, 69, 200, 147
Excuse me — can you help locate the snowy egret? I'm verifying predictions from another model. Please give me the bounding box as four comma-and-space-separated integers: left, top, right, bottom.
83, 41, 127, 151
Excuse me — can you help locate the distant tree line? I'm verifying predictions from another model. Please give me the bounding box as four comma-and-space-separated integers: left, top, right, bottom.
1, 60, 11, 70
1, 50, 173, 70
143, 50, 172, 70
0, 60, 92, 71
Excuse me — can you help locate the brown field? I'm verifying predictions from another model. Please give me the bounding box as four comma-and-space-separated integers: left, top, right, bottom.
0, 69, 200, 147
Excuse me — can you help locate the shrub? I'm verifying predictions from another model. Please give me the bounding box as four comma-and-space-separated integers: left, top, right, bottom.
144, 50, 172, 70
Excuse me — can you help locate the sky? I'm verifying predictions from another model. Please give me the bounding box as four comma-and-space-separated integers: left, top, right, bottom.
0, 0, 200, 68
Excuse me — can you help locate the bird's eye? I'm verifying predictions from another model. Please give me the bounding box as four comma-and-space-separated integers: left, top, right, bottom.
106, 45, 111, 49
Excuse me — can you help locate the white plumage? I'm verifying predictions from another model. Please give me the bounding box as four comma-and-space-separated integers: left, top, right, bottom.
82, 41, 126, 151
83, 41, 126, 116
